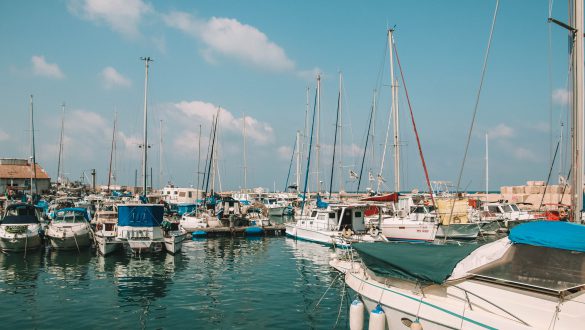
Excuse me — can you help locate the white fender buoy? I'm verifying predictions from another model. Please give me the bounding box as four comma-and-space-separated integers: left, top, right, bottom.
349, 298, 365, 330
410, 318, 423, 330
368, 304, 386, 330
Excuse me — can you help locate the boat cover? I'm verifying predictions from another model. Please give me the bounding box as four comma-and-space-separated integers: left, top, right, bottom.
56, 208, 91, 221
118, 204, 163, 227
352, 242, 481, 284
509, 221, 585, 252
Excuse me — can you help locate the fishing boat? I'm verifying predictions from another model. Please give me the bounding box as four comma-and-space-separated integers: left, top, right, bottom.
332, 221, 585, 329
0, 203, 43, 252
285, 203, 384, 246
94, 203, 119, 255
45, 207, 92, 251
116, 204, 165, 254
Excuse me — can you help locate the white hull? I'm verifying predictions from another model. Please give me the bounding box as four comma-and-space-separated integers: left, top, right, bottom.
285, 223, 338, 245
46, 223, 92, 250
333, 260, 585, 329
380, 220, 437, 241
268, 206, 286, 217
164, 233, 184, 254
0, 224, 42, 252
95, 234, 120, 255
435, 223, 480, 239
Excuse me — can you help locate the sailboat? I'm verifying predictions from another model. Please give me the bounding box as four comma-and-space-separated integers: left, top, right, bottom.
332, 3, 585, 328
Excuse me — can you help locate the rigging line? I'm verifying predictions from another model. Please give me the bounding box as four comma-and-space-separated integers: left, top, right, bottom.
357, 95, 375, 193
329, 85, 342, 199
539, 140, 561, 212
301, 89, 318, 215
284, 135, 297, 192
449, 0, 500, 222
393, 43, 436, 206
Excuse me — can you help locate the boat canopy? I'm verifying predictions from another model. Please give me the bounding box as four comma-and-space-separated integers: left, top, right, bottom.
118, 204, 163, 227
352, 242, 481, 284
509, 221, 585, 253
55, 207, 91, 221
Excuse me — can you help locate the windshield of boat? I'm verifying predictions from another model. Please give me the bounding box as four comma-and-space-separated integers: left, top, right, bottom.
502, 205, 514, 212
487, 205, 501, 213
5, 205, 37, 217
54, 210, 86, 223
510, 204, 520, 212
471, 244, 585, 294
98, 213, 117, 221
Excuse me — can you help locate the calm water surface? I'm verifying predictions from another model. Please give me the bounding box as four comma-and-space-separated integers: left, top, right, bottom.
0, 236, 350, 329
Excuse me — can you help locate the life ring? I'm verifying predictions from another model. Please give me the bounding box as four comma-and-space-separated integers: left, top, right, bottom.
342, 228, 353, 238
368, 227, 379, 237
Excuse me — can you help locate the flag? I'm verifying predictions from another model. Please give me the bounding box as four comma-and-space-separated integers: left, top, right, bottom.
368, 172, 375, 182
349, 170, 359, 180
377, 174, 386, 183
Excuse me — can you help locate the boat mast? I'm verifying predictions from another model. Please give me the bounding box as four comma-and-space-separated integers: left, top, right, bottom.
485, 133, 489, 195
30, 95, 37, 196
295, 130, 301, 190
243, 113, 247, 190
197, 124, 202, 196
140, 57, 152, 197
159, 119, 163, 188
571, 0, 584, 222
316, 74, 321, 194
338, 71, 344, 194
107, 112, 117, 192
389, 29, 400, 193
57, 102, 65, 186
329, 72, 342, 199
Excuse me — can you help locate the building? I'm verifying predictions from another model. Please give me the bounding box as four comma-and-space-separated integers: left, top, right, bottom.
0, 158, 51, 195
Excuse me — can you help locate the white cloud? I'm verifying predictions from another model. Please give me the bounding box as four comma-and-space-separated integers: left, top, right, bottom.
163, 11, 295, 72
31, 55, 65, 79
68, 0, 152, 38
514, 147, 538, 162
552, 88, 570, 106
488, 123, 514, 139
277, 146, 292, 160
0, 130, 9, 141
169, 100, 274, 145
100, 66, 132, 89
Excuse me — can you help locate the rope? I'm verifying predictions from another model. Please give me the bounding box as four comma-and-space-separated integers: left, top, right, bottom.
539, 140, 561, 212
448, 0, 500, 226
72, 229, 80, 253
24, 231, 28, 259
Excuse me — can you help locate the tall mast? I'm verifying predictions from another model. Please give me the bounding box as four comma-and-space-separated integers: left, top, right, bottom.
140, 57, 152, 196
159, 119, 163, 188
389, 29, 400, 193
295, 130, 301, 190
485, 133, 489, 195
243, 113, 247, 190
329, 73, 342, 199
571, 0, 584, 222
57, 102, 65, 186
338, 71, 344, 193
107, 112, 117, 192
316, 74, 321, 193
30, 95, 37, 196
197, 124, 202, 196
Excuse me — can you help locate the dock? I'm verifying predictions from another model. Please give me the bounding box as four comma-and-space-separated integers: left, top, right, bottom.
187, 224, 287, 238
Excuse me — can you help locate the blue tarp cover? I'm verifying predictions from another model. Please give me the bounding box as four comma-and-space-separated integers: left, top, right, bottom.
509, 221, 585, 253
118, 205, 163, 227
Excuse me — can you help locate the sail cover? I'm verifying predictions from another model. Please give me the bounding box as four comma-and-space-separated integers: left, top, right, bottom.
352, 242, 481, 284
509, 221, 585, 252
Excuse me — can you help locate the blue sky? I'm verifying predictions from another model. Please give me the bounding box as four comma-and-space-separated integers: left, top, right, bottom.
0, 0, 575, 192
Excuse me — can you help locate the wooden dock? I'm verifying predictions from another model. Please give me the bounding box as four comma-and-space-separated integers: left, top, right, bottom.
188, 224, 287, 238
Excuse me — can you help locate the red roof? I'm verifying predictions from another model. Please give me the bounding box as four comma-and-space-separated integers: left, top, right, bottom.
0, 163, 50, 179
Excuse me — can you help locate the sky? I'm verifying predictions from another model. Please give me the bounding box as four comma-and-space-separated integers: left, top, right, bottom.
0, 0, 576, 193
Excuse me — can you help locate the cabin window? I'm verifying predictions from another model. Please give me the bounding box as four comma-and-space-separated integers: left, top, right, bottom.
174, 191, 178, 195
510, 204, 520, 212
311, 211, 317, 217
488, 206, 499, 213
167, 191, 170, 195
329, 213, 336, 219
355, 211, 362, 218
188, 192, 192, 198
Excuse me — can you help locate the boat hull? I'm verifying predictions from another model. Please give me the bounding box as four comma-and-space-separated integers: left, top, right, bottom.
380, 222, 437, 241
0, 234, 42, 252
95, 234, 120, 255
435, 223, 480, 239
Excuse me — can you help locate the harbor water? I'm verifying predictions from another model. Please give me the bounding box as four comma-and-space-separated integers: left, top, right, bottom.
0, 235, 351, 329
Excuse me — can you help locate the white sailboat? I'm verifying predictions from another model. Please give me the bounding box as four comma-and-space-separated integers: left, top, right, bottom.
333, 2, 585, 328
